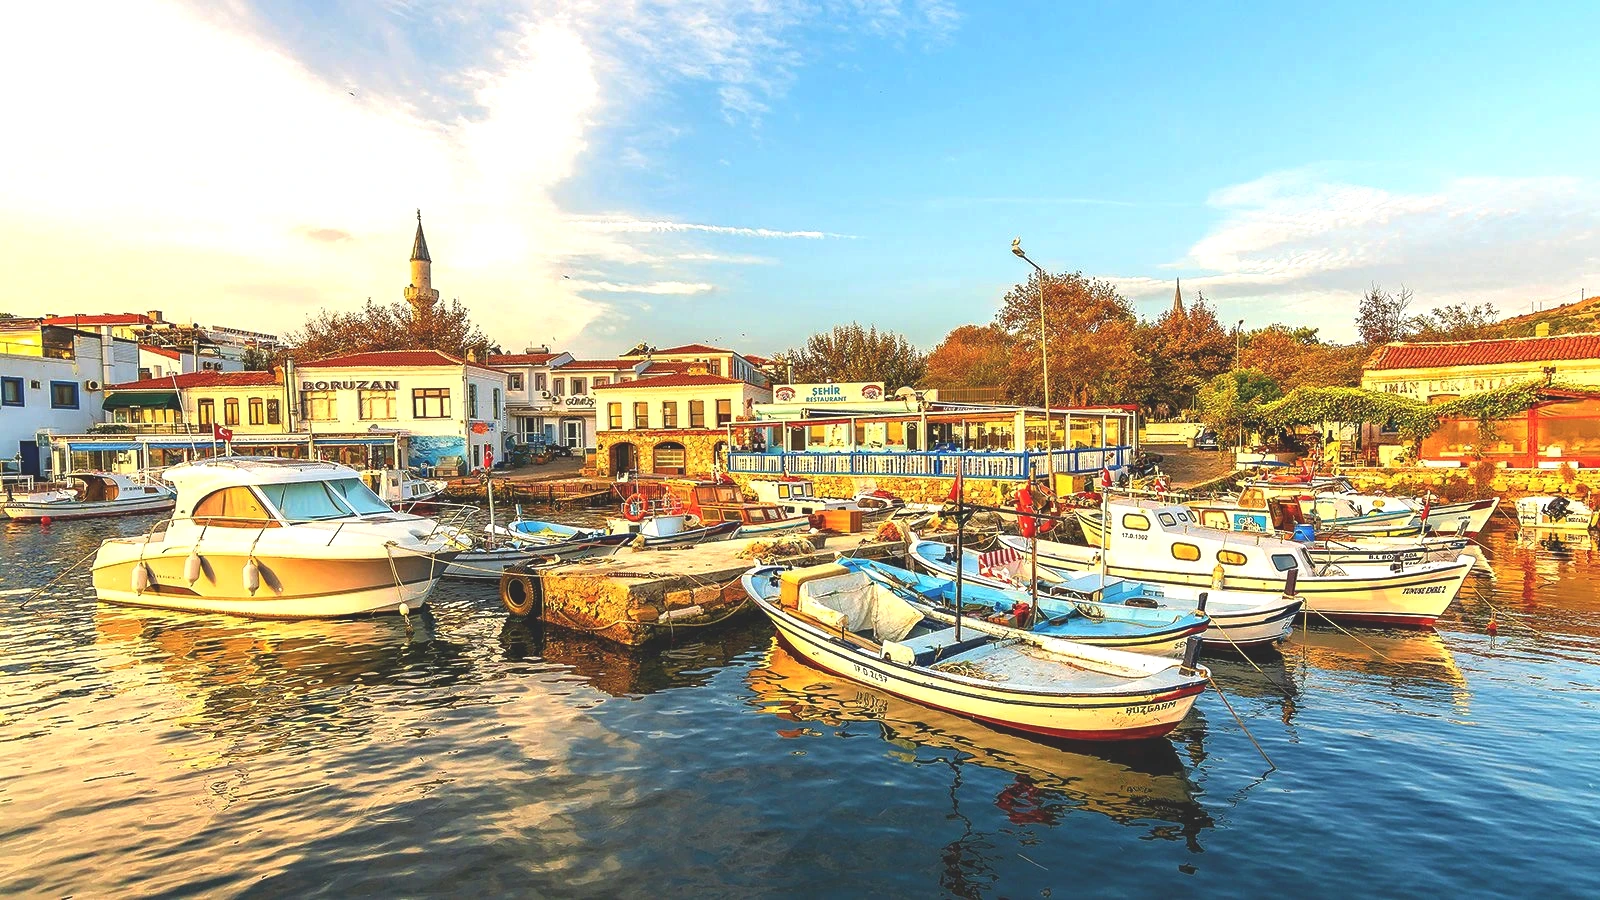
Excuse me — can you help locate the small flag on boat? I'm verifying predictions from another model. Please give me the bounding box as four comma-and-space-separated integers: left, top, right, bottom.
947, 469, 964, 503
1099, 467, 1112, 490
1016, 483, 1038, 538
212, 424, 233, 443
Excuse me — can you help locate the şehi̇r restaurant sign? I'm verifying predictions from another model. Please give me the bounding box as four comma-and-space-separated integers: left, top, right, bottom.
773, 382, 885, 403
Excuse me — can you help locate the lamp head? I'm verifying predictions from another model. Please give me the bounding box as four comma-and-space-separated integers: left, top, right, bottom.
1011, 237, 1025, 258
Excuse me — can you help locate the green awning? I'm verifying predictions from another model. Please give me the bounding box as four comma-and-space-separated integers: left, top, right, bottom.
102, 390, 180, 411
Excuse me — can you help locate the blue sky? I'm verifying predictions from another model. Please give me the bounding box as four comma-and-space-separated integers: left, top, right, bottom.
2, 1, 1596, 357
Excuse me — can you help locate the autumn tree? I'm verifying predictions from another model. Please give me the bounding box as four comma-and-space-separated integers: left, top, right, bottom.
996, 271, 1140, 407
784, 323, 927, 391
288, 296, 494, 361
1409, 302, 1499, 341
239, 347, 278, 371
1239, 326, 1365, 392
924, 324, 1015, 392
1140, 293, 1234, 415
1356, 284, 1415, 345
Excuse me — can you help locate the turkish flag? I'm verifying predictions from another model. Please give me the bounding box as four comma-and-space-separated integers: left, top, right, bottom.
1016, 483, 1037, 538
946, 469, 964, 504
212, 424, 233, 442
483, 444, 494, 468
1099, 467, 1112, 490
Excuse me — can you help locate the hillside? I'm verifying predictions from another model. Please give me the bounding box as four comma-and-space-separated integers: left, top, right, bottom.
1487, 295, 1600, 338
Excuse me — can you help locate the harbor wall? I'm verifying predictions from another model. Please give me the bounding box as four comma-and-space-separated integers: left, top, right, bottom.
1340, 464, 1600, 502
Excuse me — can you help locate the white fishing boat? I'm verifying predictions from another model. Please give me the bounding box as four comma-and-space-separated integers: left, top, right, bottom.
1035, 499, 1473, 627
743, 562, 1209, 741
362, 468, 447, 505
749, 477, 887, 520
1, 472, 176, 522
1095, 506, 1474, 567
1516, 495, 1599, 531
1247, 475, 1500, 535
91, 457, 461, 617
909, 537, 1299, 648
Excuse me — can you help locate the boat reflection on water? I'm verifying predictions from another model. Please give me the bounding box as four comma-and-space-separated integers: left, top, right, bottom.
1285, 626, 1470, 713
745, 638, 1212, 846
497, 616, 773, 698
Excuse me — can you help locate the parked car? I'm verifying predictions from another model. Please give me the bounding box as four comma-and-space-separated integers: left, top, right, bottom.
1193, 430, 1220, 451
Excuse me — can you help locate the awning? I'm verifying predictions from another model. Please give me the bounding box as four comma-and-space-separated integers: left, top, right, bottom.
66, 441, 140, 451
307, 437, 399, 446
101, 391, 180, 410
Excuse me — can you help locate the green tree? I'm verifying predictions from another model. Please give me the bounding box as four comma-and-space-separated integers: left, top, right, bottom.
785, 323, 927, 391
239, 347, 277, 371
996, 270, 1140, 407
1196, 369, 1282, 446
288, 296, 493, 361
1409, 302, 1499, 341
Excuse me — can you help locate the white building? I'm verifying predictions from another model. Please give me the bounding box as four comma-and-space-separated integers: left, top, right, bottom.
489, 348, 574, 448
295, 350, 510, 476
1, 321, 139, 476
594, 370, 773, 476
138, 344, 242, 380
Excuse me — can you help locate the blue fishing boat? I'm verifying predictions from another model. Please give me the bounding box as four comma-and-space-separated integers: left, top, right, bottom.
843, 556, 1208, 656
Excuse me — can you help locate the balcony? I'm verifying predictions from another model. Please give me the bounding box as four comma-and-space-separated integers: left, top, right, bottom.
726, 447, 1132, 481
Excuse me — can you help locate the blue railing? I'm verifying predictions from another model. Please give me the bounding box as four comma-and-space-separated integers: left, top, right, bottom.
726, 447, 1131, 480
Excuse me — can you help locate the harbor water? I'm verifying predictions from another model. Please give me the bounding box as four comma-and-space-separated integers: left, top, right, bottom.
3, 515, 1600, 897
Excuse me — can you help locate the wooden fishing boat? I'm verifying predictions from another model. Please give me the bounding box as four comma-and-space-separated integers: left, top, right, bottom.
1087, 506, 1472, 567
615, 476, 809, 538
1047, 499, 1473, 627
1246, 475, 1500, 535
909, 538, 1297, 649
1516, 495, 1598, 531
749, 477, 894, 521
743, 562, 1209, 741
2, 472, 175, 521
442, 531, 632, 579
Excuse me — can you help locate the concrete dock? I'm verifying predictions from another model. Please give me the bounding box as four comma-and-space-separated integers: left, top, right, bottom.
499, 533, 908, 646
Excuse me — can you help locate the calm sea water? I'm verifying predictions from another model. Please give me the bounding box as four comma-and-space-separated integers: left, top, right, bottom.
4, 513, 1600, 898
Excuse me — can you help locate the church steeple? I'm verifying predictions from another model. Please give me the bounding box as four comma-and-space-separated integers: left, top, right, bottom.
405, 209, 439, 313
1171, 278, 1185, 316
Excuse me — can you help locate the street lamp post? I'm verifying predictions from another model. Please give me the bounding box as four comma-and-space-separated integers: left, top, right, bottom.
1011, 238, 1049, 477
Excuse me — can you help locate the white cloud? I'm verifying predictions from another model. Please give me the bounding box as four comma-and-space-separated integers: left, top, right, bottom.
1110, 169, 1600, 340
576, 217, 852, 239
569, 280, 715, 294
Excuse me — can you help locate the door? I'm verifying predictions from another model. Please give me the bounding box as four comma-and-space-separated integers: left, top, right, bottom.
564, 420, 582, 449
18, 440, 41, 478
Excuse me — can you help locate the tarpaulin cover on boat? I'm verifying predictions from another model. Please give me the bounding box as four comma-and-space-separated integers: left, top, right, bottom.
101, 391, 180, 410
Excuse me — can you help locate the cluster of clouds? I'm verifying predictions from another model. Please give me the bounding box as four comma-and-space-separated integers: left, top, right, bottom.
1109, 169, 1599, 338
0, 0, 951, 351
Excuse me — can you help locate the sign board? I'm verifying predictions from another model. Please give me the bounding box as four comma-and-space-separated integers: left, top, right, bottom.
563, 396, 596, 409
1372, 375, 1517, 401
301, 379, 400, 391
773, 382, 886, 404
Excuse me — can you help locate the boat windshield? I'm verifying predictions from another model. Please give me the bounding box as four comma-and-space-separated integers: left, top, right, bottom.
257, 481, 360, 522
327, 477, 394, 515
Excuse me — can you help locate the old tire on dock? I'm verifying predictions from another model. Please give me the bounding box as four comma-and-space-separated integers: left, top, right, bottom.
500, 570, 542, 618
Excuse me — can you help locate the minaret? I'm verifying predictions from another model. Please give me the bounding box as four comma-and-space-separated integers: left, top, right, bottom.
405, 209, 440, 314
1171, 278, 1185, 316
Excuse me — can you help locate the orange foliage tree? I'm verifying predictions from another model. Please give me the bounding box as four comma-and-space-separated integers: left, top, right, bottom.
924, 324, 1016, 392
995, 271, 1141, 407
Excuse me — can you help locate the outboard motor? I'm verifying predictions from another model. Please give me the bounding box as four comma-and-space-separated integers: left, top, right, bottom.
1545, 496, 1572, 521
1196, 590, 1209, 613
1181, 635, 1205, 673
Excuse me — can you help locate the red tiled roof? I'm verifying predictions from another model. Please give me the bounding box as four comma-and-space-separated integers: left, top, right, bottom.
558, 358, 641, 371
640, 360, 692, 373
302, 349, 466, 368
488, 352, 560, 366
140, 344, 182, 360
651, 343, 729, 355
743, 354, 770, 366
1367, 333, 1600, 371
44, 313, 155, 327
592, 373, 744, 390
106, 370, 280, 391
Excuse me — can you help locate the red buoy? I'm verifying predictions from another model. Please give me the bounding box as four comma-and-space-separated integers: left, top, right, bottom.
39, 516, 52, 526
1487, 616, 1499, 635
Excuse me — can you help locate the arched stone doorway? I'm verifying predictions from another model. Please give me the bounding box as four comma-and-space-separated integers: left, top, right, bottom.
652, 441, 687, 476
610, 442, 637, 476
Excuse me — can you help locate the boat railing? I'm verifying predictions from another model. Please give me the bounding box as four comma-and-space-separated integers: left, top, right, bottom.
727, 446, 1133, 481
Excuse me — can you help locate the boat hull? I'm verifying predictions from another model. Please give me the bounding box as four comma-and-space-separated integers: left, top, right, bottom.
3, 496, 176, 521
751, 594, 1203, 742
443, 533, 631, 579
91, 546, 450, 618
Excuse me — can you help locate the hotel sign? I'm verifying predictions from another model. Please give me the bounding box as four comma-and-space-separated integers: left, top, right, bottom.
774, 382, 886, 403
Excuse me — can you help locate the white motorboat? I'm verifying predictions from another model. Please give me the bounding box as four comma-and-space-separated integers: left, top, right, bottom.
743, 562, 1209, 742
2, 472, 176, 522
362, 468, 447, 505
1516, 495, 1598, 531
748, 477, 892, 520
91, 457, 461, 617
1033, 499, 1474, 628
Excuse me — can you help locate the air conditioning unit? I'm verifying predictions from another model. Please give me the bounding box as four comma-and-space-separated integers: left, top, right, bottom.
84, 380, 102, 391
535, 390, 553, 401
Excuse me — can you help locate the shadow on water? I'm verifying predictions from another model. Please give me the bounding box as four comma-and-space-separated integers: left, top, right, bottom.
496, 615, 773, 697
744, 638, 1214, 848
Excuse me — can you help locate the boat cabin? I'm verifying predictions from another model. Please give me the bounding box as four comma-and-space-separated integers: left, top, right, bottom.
168, 458, 403, 529
1102, 500, 1314, 581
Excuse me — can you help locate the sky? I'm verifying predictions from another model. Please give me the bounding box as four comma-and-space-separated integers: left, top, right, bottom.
2, 0, 1597, 358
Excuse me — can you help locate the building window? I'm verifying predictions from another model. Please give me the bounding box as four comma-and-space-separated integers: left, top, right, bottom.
608, 403, 623, 429
509, 373, 524, 391
266, 399, 281, 425
49, 381, 79, 410
716, 398, 732, 426
571, 377, 587, 395
413, 388, 450, 419
534, 373, 547, 392
662, 401, 678, 428
469, 383, 479, 419
224, 397, 240, 426
594, 377, 609, 387
1, 377, 22, 407
552, 378, 565, 397
633, 401, 649, 429
359, 389, 396, 420
709, 360, 722, 376
493, 388, 501, 419
249, 398, 265, 425
303, 390, 337, 421
689, 400, 706, 428
197, 398, 215, 425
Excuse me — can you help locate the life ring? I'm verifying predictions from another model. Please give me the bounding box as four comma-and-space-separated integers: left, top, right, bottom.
622, 492, 647, 521
661, 491, 684, 515
500, 570, 542, 617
